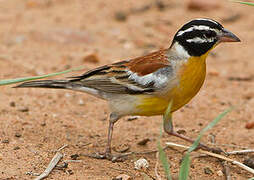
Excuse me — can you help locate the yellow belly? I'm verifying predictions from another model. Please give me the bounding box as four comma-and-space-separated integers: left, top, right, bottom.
135, 54, 207, 116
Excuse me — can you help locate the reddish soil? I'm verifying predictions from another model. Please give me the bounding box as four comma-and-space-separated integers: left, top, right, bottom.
1, 0, 254, 179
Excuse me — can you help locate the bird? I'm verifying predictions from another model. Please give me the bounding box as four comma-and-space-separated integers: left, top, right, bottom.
15, 18, 240, 161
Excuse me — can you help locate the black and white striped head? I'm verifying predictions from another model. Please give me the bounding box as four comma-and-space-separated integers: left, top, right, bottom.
171, 18, 240, 57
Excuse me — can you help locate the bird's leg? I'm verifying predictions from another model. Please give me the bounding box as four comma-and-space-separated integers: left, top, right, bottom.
86, 113, 130, 161
163, 113, 223, 153
104, 113, 118, 158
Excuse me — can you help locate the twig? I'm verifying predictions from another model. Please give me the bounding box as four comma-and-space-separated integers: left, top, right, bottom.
64, 160, 82, 163
165, 142, 189, 149
166, 142, 254, 175
232, 161, 254, 174
207, 142, 250, 149
227, 149, 254, 155
34, 152, 63, 180
33, 144, 68, 180
154, 152, 162, 180
57, 144, 68, 152
193, 149, 254, 159
222, 161, 231, 180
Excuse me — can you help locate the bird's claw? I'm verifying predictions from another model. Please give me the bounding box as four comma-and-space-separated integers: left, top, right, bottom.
197, 143, 226, 154
82, 152, 127, 162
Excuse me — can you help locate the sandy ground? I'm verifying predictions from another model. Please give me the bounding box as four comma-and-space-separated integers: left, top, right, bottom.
1, 0, 254, 179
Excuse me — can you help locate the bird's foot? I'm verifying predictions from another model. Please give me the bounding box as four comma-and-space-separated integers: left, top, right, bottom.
81, 151, 131, 162
197, 142, 226, 154
166, 131, 225, 154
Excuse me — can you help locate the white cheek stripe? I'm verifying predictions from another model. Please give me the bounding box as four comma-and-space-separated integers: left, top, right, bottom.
177, 25, 215, 36
186, 37, 214, 43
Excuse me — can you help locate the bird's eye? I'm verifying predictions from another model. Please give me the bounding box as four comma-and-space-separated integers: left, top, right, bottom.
204, 31, 214, 38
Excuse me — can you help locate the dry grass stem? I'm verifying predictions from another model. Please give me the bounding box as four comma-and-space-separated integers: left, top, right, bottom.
222, 161, 231, 180
64, 160, 82, 163
166, 142, 254, 175
33, 144, 68, 180
57, 144, 68, 152
34, 152, 63, 180
154, 152, 162, 180
227, 149, 254, 155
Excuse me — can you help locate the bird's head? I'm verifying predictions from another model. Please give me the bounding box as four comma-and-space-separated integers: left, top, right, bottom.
171, 18, 240, 57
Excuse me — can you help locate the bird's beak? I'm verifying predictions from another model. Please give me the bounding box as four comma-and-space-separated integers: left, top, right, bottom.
219, 29, 241, 43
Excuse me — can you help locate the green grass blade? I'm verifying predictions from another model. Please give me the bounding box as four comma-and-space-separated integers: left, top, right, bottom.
164, 100, 173, 121
157, 139, 171, 180
248, 178, 254, 180
0, 66, 84, 86
157, 101, 173, 180
233, 0, 254, 6
179, 152, 190, 180
179, 107, 233, 180
188, 107, 233, 153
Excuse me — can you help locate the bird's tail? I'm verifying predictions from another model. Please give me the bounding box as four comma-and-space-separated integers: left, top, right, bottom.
14, 80, 71, 89
14, 79, 103, 99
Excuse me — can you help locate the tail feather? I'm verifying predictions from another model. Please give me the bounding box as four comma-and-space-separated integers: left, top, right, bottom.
14, 80, 70, 89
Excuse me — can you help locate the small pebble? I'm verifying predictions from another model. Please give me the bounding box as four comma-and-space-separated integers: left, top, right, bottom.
176, 129, 186, 135
208, 70, 219, 76
245, 121, 254, 129
2, 139, 9, 144
204, 167, 213, 175
127, 116, 139, 121
66, 169, 74, 175
123, 42, 134, 50
15, 133, 22, 138
156, 1, 166, 11
55, 162, 68, 169
198, 123, 203, 126
114, 11, 127, 22
137, 138, 150, 146
83, 53, 100, 64
13, 146, 20, 150
9, 101, 16, 107
25, 171, 40, 176
242, 92, 253, 100
216, 170, 223, 177
114, 174, 131, 180
70, 154, 79, 160
187, 0, 220, 11
78, 99, 85, 105
134, 158, 149, 170
18, 107, 29, 112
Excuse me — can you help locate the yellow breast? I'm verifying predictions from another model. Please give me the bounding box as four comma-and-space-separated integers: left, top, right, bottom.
170, 54, 207, 112
135, 53, 208, 116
